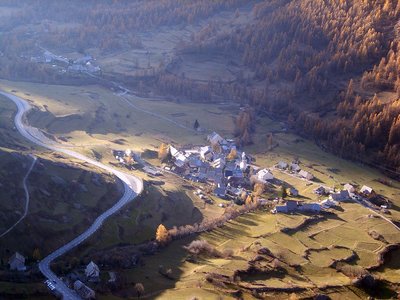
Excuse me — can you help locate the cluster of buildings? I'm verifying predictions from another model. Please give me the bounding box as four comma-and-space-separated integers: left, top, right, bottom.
113, 149, 161, 175
112, 132, 379, 217
166, 132, 275, 201
31, 50, 101, 74
70, 261, 99, 299
8, 252, 94, 299
276, 160, 314, 180
67, 55, 101, 74
272, 180, 377, 214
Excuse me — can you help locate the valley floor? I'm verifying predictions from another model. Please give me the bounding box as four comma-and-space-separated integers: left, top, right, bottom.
0, 79, 399, 299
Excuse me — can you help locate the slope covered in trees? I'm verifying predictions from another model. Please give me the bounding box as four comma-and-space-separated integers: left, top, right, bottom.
161, 0, 400, 176
0, 0, 400, 175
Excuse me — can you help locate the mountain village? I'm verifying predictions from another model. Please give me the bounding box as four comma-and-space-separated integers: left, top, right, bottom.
114, 132, 387, 216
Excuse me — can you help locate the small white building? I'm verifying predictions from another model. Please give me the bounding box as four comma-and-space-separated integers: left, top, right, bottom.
360, 185, 374, 195
343, 183, 355, 193
257, 169, 274, 182
239, 160, 247, 171
200, 146, 213, 161
85, 261, 100, 280
207, 132, 224, 146
321, 198, 338, 208
74, 55, 93, 65
299, 170, 314, 180
239, 152, 247, 171
125, 149, 132, 157
170, 146, 187, 167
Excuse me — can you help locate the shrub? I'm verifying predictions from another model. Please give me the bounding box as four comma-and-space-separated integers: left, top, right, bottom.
339, 264, 369, 278
184, 240, 221, 257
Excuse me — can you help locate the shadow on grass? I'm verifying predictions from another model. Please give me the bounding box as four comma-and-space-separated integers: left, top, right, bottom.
235, 215, 259, 227
206, 222, 249, 241
119, 237, 196, 299
239, 267, 288, 282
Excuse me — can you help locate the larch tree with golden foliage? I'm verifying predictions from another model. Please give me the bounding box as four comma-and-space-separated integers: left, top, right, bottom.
158, 143, 170, 162
245, 195, 254, 206
226, 148, 237, 160
253, 182, 265, 197
156, 224, 170, 244
32, 248, 41, 261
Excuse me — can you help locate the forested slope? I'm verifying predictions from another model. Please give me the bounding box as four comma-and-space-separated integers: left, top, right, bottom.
161, 0, 400, 176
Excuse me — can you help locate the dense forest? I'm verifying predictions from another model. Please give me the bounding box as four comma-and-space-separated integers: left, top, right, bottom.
162, 0, 400, 176
1, 0, 400, 176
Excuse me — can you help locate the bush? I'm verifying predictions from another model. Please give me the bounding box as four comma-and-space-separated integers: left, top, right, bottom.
222, 249, 234, 258
184, 240, 221, 257
339, 264, 369, 278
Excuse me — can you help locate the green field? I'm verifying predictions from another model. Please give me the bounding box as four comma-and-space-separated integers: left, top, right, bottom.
115, 202, 399, 299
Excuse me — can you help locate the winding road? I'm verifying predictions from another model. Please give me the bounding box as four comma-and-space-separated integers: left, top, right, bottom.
0, 155, 37, 238
0, 91, 143, 299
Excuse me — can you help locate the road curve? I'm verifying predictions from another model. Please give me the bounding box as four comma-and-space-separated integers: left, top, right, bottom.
0, 155, 37, 238
0, 91, 143, 299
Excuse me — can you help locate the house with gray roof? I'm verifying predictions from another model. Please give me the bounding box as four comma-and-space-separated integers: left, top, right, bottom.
299, 170, 314, 180
277, 161, 288, 169
9, 252, 26, 271
274, 200, 321, 214
290, 163, 301, 172
257, 169, 274, 182
330, 190, 350, 202
85, 261, 100, 281
299, 203, 321, 212
74, 280, 95, 299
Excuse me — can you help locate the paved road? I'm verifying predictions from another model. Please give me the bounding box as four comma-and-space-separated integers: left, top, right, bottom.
0, 91, 143, 299
0, 155, 37, 238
